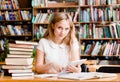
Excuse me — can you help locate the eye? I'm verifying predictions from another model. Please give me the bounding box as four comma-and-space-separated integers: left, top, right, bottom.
58, 26, 62, 29
65, 27, 70, 30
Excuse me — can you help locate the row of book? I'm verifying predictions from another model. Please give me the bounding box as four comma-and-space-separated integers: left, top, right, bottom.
79, 0, 119, 5
81, 41, 120, 56
0, 25, 31, 36
34, 25, 47, 40
32, 0, 48, 7
32, 0, 77, 7
78, 23, 120, 39
33, 10, 79, 24
2, 40, 38, 79
80, 7, 120, 22
0, 0, 19, 9
0, 10, 31, 21
33, 13, 53, 23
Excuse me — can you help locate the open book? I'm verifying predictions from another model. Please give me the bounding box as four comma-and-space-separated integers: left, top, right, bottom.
35, 72, 117, 80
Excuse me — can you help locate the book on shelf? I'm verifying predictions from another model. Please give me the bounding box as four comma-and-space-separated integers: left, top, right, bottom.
2, 64, 33, 70
5, 58, 33, 65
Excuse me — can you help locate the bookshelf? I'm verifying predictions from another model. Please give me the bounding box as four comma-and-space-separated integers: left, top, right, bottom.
79, 0, 120, 60
32, 0, 79, 41
32, 0, 120, 61
0, 0, 33, 62
0, 0, 32, 42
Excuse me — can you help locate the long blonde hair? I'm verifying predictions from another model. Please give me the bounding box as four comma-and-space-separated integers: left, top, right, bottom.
43, 13, 80, 60
43, 13, 78, 46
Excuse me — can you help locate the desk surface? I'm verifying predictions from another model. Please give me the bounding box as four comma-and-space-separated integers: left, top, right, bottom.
0, 74, 120, 82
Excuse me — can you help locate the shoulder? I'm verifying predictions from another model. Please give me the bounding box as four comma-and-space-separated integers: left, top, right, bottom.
39, 38, 49, 44
37, 38, 49, 51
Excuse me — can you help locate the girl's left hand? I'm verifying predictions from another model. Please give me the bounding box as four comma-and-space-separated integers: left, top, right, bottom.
65, 65, 81, 73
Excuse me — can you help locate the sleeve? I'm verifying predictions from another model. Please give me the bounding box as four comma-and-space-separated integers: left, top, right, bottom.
37, 39, 45, 52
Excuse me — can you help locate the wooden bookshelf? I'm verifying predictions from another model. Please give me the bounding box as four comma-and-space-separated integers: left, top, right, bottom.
0, 0, 32, 41
32, 0, 79, 41
31, 0, 120, 61
79, 0, 120, 60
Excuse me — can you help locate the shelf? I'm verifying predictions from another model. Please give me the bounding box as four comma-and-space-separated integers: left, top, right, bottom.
80, 4, 120, 8
80, 21, 120, 24
0, 20, 31, 22
0, 8, 32, 11
80, 38, 120, 41
81, 56, 120, 60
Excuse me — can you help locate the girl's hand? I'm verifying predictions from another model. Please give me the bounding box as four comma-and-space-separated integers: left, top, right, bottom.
46, 63, 64, 74
65, 65, 81, 73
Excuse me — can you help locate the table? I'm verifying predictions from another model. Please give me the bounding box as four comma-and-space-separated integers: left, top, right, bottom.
0, 73, 120, 82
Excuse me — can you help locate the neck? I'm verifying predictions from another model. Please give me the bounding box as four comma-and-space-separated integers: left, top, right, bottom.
53, 38, 63, 44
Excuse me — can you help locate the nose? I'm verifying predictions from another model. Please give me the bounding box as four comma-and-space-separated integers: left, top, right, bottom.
61, 29, 65, 34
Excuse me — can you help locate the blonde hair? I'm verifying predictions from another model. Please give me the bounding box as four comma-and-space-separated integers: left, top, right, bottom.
44, 12, 77, 46
43, 13, 78, 60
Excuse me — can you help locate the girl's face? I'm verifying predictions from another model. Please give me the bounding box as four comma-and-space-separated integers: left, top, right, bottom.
53, 20, 70, 41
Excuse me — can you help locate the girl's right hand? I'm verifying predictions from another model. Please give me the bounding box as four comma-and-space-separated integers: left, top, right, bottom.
46, 63, 64, 74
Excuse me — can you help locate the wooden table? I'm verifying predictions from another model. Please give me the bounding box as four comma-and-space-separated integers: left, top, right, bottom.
0, 73, 120, 82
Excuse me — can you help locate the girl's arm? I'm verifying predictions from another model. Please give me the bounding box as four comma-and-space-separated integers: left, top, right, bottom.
35, 49, 64, 74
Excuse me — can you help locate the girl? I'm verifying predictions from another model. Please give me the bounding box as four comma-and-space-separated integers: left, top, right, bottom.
35, 13, 81, 74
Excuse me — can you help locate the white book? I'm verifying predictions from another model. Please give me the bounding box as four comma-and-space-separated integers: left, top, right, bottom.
9, 69, 32, 73
7, 54, 31, 58
91, 41, 99, 56
9, 51, 33, 55
40, 13, 48, 23
7, 25, 15, 35
5, 58, 33, 65
12, 72, 34, 77
34, 13, 41, 23
15, 40, 38, 45
12, 75, 34, 79
2, 65, 33, 70
9, 47, 33, 52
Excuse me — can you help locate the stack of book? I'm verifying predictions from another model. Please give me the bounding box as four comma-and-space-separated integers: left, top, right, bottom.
2, 40, 38, 79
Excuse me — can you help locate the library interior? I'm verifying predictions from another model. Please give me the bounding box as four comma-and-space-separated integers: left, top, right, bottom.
0, 0, 120, 81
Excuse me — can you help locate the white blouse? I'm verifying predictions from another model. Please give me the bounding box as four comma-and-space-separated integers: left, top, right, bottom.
37, 38, 70, 67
